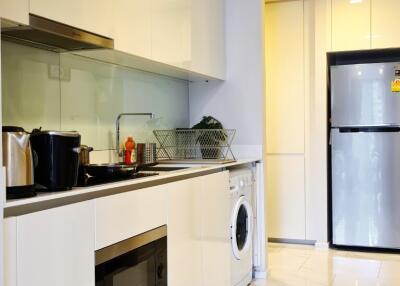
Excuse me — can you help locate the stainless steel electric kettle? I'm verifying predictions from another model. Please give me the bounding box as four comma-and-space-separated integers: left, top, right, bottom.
2, 126, 35, 199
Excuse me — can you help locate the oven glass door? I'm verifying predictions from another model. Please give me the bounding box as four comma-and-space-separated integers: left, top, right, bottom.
96, 237, 167, 286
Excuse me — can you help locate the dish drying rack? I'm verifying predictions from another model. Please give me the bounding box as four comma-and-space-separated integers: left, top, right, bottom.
153, 129, 236, 162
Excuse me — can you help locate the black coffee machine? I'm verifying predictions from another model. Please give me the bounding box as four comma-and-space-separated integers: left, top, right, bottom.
30, 130, 81, 191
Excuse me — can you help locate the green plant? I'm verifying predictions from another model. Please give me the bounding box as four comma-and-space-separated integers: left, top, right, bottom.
192, 116, 227, 159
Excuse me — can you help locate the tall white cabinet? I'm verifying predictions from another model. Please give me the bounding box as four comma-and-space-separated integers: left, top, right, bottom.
331, 0, 400, 51
371, 0, 400, 49
331, 0, 371, 51
265, 0, 306, 240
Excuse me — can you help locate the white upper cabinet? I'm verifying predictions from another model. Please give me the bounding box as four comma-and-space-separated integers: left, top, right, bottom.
265, 0, 305, 154
29, 0, 113, 38
113, 0, 152, 59
371, 0, 400, 49
190, 0, 225, 79
332, 0, 371, 51
26, 0, 224, 78
0, 0, 29, 25
151, 0, 190, 69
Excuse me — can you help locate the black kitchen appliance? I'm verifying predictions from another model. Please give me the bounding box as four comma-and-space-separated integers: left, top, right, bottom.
30, 130, 81, 191
95, 226, 167, 286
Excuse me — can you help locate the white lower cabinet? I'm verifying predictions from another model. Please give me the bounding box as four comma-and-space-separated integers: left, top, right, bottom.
95, 185, 167, 250
3, 172, 231, 286
4, 217, 17, 286
167, 171, 231, 286
200, 172, 231, 286
15, 201, 95, 286
166, 178, 203, 286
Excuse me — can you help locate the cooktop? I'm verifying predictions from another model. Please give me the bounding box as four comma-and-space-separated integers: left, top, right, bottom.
77, 172, 159, 188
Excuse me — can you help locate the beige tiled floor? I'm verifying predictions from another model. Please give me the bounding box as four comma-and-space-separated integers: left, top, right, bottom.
252, 243, 400, 286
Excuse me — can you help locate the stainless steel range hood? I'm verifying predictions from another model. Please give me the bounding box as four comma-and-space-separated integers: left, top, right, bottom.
1, 14, 114, 51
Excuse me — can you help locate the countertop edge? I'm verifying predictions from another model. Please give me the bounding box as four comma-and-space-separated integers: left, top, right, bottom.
4, 159, 260, 217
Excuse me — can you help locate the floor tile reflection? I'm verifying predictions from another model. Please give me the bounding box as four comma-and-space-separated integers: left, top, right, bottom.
252, 243, 400, 286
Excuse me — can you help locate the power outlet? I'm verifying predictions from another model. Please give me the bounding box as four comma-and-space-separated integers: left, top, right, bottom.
48, 65, 71, 82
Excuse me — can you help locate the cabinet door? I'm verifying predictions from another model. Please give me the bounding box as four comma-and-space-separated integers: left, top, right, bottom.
267, 155, 306, 240
265, 0, 305, 154
4, 217, 17, 286
332, 0, 371, 51
16, 201, 95, 286
95, 185, 167, 250
208, 0, 225, 79
167, 178, 203, 286
371, 0, 400, 49
0, 0, 29, 25
113, 0, 151, 59
151, 0, 190, 68
29, 0, 113, 38
167, 172, 231, 286
190, 0, 225, 79
201, 171, 231, 286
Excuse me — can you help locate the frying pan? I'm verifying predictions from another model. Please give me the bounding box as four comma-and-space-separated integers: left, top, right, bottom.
85, 163, 135, 178
85, 162, 157, 178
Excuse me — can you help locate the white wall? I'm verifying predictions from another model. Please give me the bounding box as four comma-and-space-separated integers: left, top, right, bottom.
189, 0, 265, 160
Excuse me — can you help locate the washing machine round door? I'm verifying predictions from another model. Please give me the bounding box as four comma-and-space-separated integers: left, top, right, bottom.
231, 195, 253, 260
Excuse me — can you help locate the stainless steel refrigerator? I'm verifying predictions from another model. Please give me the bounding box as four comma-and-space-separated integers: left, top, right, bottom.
331, 62, 400, 249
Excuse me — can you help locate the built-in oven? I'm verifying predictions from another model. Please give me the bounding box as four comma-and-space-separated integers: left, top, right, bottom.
95, 226, 167, 286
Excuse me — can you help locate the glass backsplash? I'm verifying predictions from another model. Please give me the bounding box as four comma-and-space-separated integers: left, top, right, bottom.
1, 40, 190, 150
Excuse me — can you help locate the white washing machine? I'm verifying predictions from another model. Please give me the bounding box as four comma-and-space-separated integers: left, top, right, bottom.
229, 168, 254, 286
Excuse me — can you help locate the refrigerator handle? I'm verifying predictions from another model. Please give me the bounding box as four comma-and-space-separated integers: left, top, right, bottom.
339, 127, 400, 133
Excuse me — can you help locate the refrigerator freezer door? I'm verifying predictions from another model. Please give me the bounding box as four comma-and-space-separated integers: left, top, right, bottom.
331, 62, 400, 127
331, 128, 400, 248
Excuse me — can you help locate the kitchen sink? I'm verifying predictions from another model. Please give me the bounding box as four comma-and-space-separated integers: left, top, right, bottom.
139, 165, 190, 172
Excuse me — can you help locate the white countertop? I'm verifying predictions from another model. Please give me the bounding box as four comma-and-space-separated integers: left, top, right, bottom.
4, 159, 260, 213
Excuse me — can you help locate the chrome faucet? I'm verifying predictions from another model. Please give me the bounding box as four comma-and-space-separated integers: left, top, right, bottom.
116, 113, 155, 156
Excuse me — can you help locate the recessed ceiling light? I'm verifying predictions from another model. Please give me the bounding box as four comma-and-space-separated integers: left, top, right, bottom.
350, 0, 363, 4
